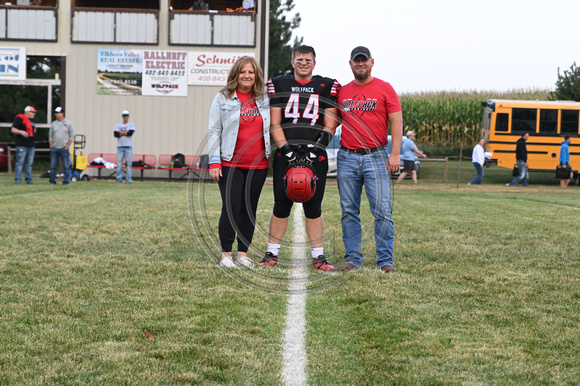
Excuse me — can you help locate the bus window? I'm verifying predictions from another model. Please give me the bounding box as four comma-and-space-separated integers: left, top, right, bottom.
539, 109, 557, 133
561, 110, 579, 134
495, 113, 509, 132
512, 108, 536, 133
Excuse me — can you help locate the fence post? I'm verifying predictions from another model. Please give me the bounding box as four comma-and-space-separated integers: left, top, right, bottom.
457, 143, 463, 188
444, 157, 448, 183
8, 147, 13, 175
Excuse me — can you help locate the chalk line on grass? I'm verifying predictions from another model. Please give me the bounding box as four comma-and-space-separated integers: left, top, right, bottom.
282, 204, 308, 386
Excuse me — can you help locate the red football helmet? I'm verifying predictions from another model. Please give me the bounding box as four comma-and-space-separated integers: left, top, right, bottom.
283, 164, 317, 203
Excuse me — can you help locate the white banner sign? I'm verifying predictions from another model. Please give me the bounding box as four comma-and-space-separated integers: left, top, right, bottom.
142, 50, 188, 97
97, 49, 143, 96
188, 52, 254, 86
0, 47, 26, 80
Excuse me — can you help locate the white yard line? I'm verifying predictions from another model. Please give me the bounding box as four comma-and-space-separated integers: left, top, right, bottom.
282, 204, 308, 386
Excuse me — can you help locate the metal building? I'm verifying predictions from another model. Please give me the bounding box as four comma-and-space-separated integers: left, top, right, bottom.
0, 0, 269, 178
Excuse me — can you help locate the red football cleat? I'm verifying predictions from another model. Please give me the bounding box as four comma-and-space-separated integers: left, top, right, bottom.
312, 255, 335, 271
260, 252, 278, 267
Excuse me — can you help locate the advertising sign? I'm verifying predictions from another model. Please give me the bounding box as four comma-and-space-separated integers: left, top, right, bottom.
142, 50, 188, 97
188, 52, 254, 86
0, 47, 26, 80
97, 49, 143, 95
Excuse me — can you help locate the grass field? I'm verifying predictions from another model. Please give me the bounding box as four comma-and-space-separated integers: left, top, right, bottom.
1, 171, 578, 384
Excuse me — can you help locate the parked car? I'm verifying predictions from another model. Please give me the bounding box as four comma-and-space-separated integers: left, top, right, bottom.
326, 127, 419, 179
0, 143, 8, 170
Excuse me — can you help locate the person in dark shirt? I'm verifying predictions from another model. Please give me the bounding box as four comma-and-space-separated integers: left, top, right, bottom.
11, 106, 37, 184
260, 45, 340, 271
507, 132, 529, 187
189, 0, 208, 10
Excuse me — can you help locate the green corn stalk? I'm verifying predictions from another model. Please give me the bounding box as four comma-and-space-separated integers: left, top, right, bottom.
399, 88, 550, 148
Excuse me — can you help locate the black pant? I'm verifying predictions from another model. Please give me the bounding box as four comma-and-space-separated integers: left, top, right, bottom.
272, 147, 328, 219
218, 166, 268, 253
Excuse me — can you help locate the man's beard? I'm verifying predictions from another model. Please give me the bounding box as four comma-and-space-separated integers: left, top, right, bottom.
353, 70, 369, 81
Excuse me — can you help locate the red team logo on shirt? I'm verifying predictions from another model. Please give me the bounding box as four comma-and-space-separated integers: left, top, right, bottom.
240, 99, 260, 123
341, 94, 378, 118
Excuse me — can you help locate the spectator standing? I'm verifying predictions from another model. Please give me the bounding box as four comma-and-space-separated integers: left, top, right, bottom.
208, 56, 270, 268
260, 45, 340, 271
49, 106, 74, 186
468, 137, 485, 185
11, 106, 37, 185
189, 0, 208, 10
336, 46, 403, 273
559, 134, 573, 188
114, 110, 135, 184
506, 133, 529, 187
242, 0, 255, 10
396, 130, 426, 184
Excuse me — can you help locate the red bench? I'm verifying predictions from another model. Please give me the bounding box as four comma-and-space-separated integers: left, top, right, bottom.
157, 154, 209, 182
87, 153, 156, 181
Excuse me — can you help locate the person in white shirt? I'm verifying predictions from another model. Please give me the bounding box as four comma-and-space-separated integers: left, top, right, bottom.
242, 0, 255, 10
114, 110, 135, 184
468, 137, 485, 185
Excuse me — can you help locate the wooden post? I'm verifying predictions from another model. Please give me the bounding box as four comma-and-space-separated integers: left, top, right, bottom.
444, 157, 448, 183
457, 143, 463, 188
8, 147, 12, 175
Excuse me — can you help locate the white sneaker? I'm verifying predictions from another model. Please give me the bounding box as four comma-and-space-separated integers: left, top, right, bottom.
236, 255, 254, 267
219, 255, 235, 268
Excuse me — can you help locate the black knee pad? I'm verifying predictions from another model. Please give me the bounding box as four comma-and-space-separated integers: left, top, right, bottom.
273, 200, 293, 219
302, 200, 322, 219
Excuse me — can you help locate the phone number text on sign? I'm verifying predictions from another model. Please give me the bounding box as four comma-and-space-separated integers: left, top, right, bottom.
145, 70, 186, 77
190, 68, 230, 86
197, 75, 226, 83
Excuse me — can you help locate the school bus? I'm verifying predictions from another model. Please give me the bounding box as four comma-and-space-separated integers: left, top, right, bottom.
481, 99, 579, 180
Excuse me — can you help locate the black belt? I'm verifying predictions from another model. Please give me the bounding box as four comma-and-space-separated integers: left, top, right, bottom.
340, 145, 387, 155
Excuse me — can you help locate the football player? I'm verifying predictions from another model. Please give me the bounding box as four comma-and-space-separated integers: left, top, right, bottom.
260, 45, 340, 271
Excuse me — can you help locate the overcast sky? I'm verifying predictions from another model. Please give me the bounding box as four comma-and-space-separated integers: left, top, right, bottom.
290, 0, 579, 94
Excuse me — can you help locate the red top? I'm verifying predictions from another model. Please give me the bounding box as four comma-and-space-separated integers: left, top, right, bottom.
220, 90, 269, 169
337, 78, 401, 149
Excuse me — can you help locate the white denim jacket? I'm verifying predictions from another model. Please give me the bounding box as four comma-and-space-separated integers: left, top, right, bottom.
208, 91, 270, 165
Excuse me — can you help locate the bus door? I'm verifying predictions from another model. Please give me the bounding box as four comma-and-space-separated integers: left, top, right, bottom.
482, 108, 492, 140
481, 100, 494, 142
481, 100, 495, 164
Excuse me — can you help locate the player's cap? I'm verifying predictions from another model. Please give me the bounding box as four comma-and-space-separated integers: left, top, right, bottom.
24, 106, 37, 113
55, 106, 64, 114
350, 46, 372, 61
406, 131, 416, 137
121, 110, 130, 116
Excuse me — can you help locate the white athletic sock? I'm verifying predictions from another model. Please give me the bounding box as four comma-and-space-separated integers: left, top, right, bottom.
311, 247, 324, 259
267, 243, 281, 256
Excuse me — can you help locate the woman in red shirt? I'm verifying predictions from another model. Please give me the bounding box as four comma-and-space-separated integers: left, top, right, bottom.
208, 56, 271, 268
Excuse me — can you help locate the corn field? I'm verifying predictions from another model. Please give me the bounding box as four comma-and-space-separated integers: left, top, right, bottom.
399, 89, 550, 147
